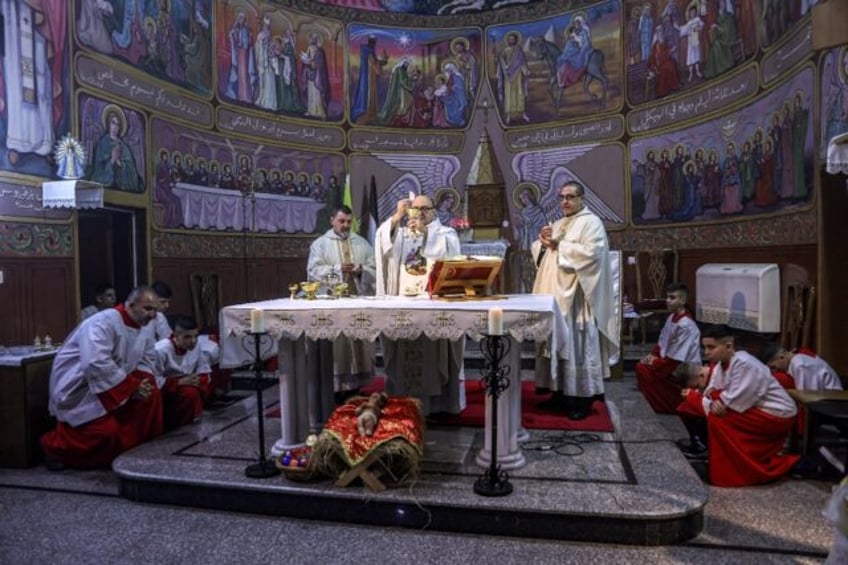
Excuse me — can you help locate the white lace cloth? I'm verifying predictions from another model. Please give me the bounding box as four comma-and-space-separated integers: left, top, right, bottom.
221, 294, 568, 353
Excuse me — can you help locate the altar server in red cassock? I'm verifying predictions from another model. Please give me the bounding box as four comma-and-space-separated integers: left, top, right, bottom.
41, 286, 163, 469
700, 325, 799, 487
758, 343, 844, 391
636, 283, 702, 413
155, 315, 219, 429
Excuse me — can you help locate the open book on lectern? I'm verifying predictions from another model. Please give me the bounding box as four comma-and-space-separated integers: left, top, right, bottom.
427, 256, 504, 299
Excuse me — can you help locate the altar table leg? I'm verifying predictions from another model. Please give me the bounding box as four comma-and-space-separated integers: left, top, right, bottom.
476, 337, 526, 470
307, 339, 336, 432
272, 337, 310, 455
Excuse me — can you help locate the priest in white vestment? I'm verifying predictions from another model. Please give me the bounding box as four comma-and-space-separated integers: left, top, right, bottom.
307, 205, 377, 399
375, 194, 465, 414
532, 180, 619, 420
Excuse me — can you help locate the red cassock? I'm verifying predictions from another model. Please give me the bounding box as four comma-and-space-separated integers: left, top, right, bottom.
41, 371, 163, 469
636, 354, 682, 413
162, 374, 212, 430
707, 407, 799, 487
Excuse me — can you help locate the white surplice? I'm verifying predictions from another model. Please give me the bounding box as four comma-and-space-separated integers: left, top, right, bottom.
375, 217, 465, 414
154, 337, 219, 389
703, 351, 797, 418
788, 353, 844, 392
532, 208, 619, 398
307, 230, 377, 391
657, 313, 702, 364
48, 309, 157, 427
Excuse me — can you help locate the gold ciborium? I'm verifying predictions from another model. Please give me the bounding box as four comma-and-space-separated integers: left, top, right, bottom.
300, 281, 320, 300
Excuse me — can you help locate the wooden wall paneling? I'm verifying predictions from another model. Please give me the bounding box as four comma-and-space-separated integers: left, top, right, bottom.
0, 262, 25, 346
27, 260, 76, 342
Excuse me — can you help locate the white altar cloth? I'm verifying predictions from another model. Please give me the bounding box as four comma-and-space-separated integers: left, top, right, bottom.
220, 295, 570, 470
172, 182, 324, 233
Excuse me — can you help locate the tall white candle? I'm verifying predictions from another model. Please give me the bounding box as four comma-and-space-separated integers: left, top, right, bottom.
488, 307, 503, 335
408, 190, 415, 201
250, 308, 264, 333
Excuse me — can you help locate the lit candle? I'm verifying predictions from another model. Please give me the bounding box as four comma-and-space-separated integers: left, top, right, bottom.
488, 307, 503, 335
408, 190, 415, 201
250, 308, 264, 333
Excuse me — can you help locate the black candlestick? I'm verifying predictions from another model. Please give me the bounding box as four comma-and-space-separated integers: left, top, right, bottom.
244, 331, 280, 479
474, 333, 513, 497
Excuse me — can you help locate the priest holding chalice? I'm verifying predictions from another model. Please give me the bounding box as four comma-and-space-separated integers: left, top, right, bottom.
375, 192, 465, 415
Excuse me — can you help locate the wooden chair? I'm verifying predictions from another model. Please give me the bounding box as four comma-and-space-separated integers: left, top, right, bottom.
780, 283, 816, 352
634, 249, 679, 341
189, 272, 221, 333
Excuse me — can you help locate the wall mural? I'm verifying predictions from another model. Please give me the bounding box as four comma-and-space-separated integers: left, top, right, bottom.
216, 2, 345, 122
623, 0, 757, 106
78, 93, 146, 193
757, 0, 820, 50
150, 116, 343, 234
0, 0, 70, 177
629, 65, 814, 225
74, 0, 213, 97
821, 45, 848, 149
486, 0, 622, 125
348, 24, 482, 128
316, 0, 547, 16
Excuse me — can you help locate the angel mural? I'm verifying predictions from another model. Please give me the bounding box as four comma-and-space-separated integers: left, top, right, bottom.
348, 25, 481, 128
629, 66, 815, 225
82, 100, 145, 192
217, 6, 343, 121
74, 0, 212, 96
488, 0, 621, 125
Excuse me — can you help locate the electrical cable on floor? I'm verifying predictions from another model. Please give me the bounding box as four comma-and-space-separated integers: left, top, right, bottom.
521, 430, 684, 457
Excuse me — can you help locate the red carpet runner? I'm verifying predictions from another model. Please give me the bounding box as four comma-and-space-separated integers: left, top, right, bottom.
267, 377, 614, 433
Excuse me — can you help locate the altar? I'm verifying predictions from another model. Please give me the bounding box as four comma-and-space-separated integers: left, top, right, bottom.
219, 294, 569, 470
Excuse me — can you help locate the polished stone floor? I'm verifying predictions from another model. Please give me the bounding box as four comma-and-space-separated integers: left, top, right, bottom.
0, 353, 839, 563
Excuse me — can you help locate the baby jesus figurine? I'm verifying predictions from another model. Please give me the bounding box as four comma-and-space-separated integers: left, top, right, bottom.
355, 392, 388, 436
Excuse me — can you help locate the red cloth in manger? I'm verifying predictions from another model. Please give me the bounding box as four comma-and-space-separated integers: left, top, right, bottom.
322, 396, 423, 467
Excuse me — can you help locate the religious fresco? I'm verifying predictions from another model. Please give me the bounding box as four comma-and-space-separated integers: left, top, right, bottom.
348, 25, 482, 128
0, 0, 70, 178
216, 3, 345, 122
623, 0, 757, 106
316, 0, 546, 16
78, 94, 146, 193
820, 46, 848, 149
486, 0, 622, 126
629, 65, 815, 226
150, 116, 343, 234
757, 0, 820, 50
73, 0, 213, 97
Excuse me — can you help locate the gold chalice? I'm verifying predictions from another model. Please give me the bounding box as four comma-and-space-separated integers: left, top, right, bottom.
300, 281, 320, 300
407, 207, 421, 236
288, 283, 299, 300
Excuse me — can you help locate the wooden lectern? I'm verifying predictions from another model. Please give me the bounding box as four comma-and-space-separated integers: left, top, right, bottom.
427, 256, 504, 299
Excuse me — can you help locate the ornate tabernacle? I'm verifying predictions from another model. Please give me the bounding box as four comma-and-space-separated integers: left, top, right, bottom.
427, 256, 504, 299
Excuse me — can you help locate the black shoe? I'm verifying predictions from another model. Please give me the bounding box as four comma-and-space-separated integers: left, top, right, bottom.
535, 386, 551, 396
680, 441, 708, 460
567, 408, 588, 421
44, 456, 65, 471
